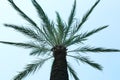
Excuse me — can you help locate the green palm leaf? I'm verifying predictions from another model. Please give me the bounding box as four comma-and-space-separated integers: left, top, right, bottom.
68, 0, 76, 27
4, 24, 44, 41
70, 46, 120, 53
67, 63, 80, 80
56, 12, 65, 44
0, 41, 51, 56
32, 0, 56, 44
80, 25, 108, 39
64, 35, 78, 46
13, 57, 52, 80
68, 55, 103, 70
31, 0, 50, 27
64, 35, 86, 47
8, 0, 40, 31
30, 47, 50, 56
42, 25, 57, 46
64, 0, 76, 42
0, 41, 39, 49
77, 0, 100, 31
65, 25, 108, 47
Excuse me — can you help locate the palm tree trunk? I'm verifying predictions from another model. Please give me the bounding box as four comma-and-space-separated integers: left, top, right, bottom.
50, 45, 69, 80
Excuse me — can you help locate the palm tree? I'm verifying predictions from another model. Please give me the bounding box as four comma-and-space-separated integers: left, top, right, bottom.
0, 0, 120, 80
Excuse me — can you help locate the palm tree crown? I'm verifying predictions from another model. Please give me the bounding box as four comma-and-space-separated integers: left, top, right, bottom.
0, 0, 120, 80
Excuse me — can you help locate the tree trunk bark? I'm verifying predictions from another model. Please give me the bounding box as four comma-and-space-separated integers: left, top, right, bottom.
50, 45, 69, 80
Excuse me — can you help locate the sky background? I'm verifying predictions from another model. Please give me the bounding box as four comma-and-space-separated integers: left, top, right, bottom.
0, 0, 120, 80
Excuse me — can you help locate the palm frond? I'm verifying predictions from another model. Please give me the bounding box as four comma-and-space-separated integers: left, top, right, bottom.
13, 57, 52, 80
0, 41, 38, 49
64, 35, 86, 47
68, 0, 76, 27
64, 35, 78, 46
42, 23, 57, 46
68, 55, 103, 70
42, 26, 56, 46
70, 46, 120, 53
8, 0, 40, 31
80, 25, 108, 39
56, 12, 65, 44
67, 62, 80, 80
64, 0, 102, 47
64, 0, 76, 42
77, 0, 100, 31
32, 0, 55, 39
65, 25, 107, 47
32, 0, 50, 27
32, 0, 57, 46
30, 47, 50, 56
4, 24, 44, 41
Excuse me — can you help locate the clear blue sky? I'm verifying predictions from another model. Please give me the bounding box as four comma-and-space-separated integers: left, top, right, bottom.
0, 0, 120, 80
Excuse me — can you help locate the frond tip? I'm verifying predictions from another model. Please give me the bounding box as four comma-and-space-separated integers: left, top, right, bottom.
7, 0, 40, 30
77, 0, 100, 30
68, 0, 76, 27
